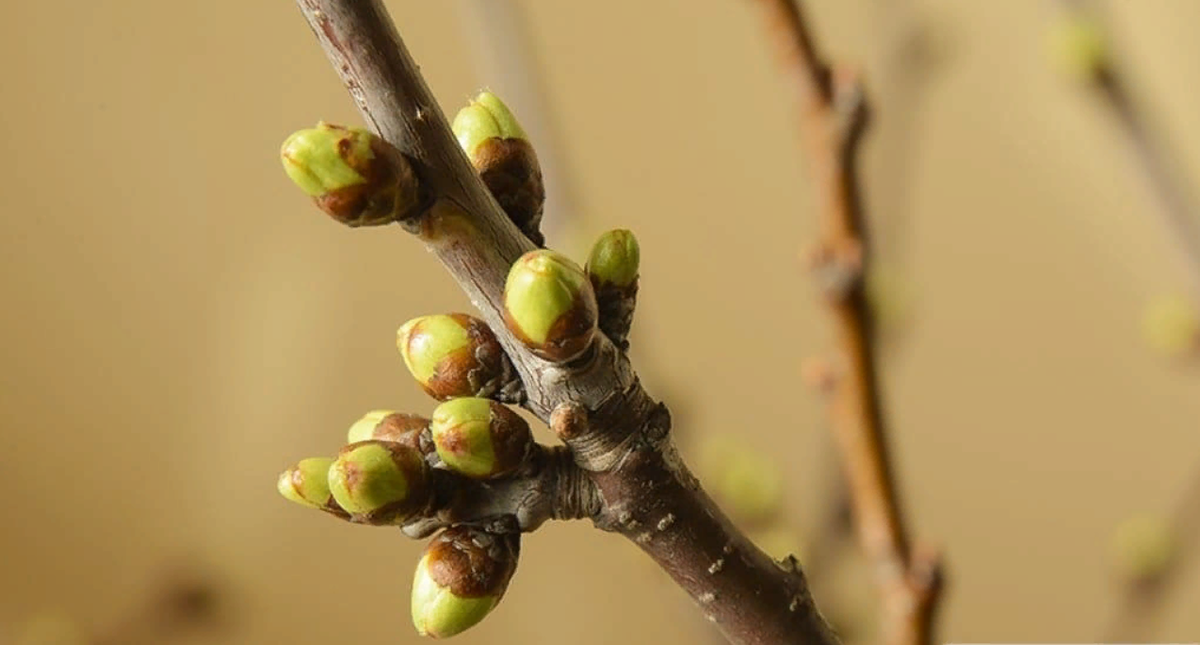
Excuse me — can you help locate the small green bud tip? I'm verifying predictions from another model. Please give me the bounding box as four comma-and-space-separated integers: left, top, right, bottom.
280, 122, 374, 196
346, 409, 397, 443
411, 528, 518, 638
430, 398, 531, 479
452, 91, 529, 158
504, 250, 598, 361
587, 229, 641, 288
327, 442, 415, 516
1142, 293, 1200, 357
277, 457, 335, 509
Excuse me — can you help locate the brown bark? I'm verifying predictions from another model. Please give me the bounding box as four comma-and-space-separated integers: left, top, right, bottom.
290, 1, 839, 642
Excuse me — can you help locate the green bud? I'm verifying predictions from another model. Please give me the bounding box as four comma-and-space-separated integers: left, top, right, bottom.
327, 441, 430, 524
452, 91, 544, 246
430, 398, 532, 479
452, 91, 529, 158
504, 250, 598, 362
1048, 14, 1108, 81
411, 527, 519, 639
1142, 293, 1200, 357
280, 122, 424, 227
1111, 514, 1175, 582
277, 457, 338, 510
397, 314, 513, 401
587, 229, 640, 289
346, 410, 431, 456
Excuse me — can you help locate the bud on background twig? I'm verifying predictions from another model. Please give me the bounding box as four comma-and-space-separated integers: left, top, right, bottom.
411, 527, 520, 639
504, 250, 598, 362
397, 314, 520, 401
327, 440, 430, 524
280, 122, 425, 227
453, 91, 546, 245
586, 229, 640, 350
429, 397, 533, 479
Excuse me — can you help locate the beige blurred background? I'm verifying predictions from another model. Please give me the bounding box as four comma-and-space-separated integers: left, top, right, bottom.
3, 0, 1199, 643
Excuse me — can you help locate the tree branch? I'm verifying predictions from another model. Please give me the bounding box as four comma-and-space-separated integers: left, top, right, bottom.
290, 1, 838, 642
746, 2, 944, 644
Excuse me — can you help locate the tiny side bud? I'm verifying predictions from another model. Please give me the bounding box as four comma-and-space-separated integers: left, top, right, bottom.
504, 249, 598, 362
397, 314, 514, 401
430, 398, 532, 479
327, 440, 430, 524
411, 527, 519, 639
586, 229, 640, 289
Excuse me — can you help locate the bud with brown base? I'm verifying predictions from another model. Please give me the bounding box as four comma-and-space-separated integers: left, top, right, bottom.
504, 249, 598, 363
429, 397, 533, 479
411, 527, 520, 639
326, 440, 431, 524
397, 314, 521, 402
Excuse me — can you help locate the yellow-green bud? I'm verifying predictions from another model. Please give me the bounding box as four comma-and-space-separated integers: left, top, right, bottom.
327, 440, 430, 524
1111, 514, 1175, 582
1048, 14, 1108, 82
430, 398, 532, 479
397, 314, 512, 401
587, 229, 640, 289
277, 457, 339, 511
346, 410, 431, 456
1142, 293, 1200, 357
697, 435, 784, 524
453, 91, 528, 158
411, 527, 519, 639
504, 250, 598, 362
280, 122, 424, 227
452, 91, 544, 246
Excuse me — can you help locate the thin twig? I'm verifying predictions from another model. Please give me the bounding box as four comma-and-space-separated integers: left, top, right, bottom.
747, 2, 944, 644
291, 2, 839, 643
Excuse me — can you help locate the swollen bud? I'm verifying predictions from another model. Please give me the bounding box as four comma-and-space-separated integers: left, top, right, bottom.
1111, 514, 1175, 583
452, 91, 545, 246
586, 229, 640, 350
277, 457, 344, 515
347, 410, 431, 456
327, 440, 430, 524
397, 314, 518, 401
411, 527, 519, 639
587, 229, 640, 289
280, 122, 424, 227
504, 250, 598, 362
1047, 14, 1108, 82
430, 398, 532, 479
1142, 293, 1200, 358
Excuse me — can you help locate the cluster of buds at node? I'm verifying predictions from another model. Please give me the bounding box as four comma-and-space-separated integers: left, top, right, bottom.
277, 91, 652, 639
453, 91, 546, 246
586, 229, 640, 350
412, 526, 520, 638
397, 314, 522, 402
280, 122, 426, 227
504, 249, 599, 362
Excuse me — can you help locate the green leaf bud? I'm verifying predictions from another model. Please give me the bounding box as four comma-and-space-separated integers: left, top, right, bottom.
586, 229, 640, 289
327, 440, 430, 524
503, 250, 598, 362
452, 91, 544, 246
411, 527, 519, 639
346, 410, 431, 457
1111, 514, 1175, 583
280, 122, 425, 227
429, 398, 532, 479
397, 314, 515, 401
277, 457, 337, 510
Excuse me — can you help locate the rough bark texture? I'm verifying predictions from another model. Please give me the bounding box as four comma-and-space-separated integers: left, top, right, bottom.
747, 2, 944, 645
292, 1, 839, 643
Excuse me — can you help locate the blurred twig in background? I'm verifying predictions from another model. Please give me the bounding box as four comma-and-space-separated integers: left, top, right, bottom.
746, 2, 945, 644
1049, 0, 1200, 639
